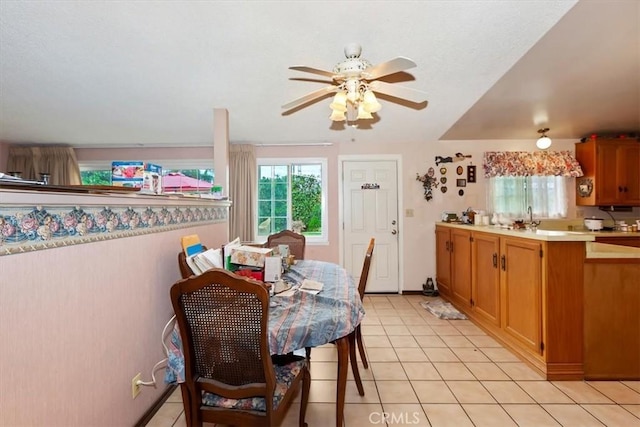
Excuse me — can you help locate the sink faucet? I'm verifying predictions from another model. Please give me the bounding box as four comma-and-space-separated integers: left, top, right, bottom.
527, 206, 541, 230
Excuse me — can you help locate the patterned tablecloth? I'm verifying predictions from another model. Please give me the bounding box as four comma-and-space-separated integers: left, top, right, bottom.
165, 260, 365, 384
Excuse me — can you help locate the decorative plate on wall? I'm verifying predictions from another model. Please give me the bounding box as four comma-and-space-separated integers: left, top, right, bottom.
577, 178, 593, 197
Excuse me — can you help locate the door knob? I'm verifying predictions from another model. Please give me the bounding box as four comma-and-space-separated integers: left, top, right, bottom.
392, 220, 397, 225
391, 229, 397, 235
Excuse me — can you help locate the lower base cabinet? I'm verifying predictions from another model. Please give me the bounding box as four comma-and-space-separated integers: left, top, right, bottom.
436, 225, 585, 380
471, 233, 500, 326
500, 237, 543, 356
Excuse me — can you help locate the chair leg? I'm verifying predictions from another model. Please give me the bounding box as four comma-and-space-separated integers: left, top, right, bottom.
356, 325, 369, 369
305, 346, 311, 363
348, 330, 365, 396
299, 365, 311, 427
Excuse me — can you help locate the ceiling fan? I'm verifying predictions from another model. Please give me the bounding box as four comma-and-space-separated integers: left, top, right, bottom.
282, 43, 428, 122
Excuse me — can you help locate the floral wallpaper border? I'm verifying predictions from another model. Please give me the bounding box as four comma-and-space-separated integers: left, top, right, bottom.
0, 204, 228, 256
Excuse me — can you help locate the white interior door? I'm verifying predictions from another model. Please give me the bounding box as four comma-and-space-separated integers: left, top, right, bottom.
342, 160, 399, 293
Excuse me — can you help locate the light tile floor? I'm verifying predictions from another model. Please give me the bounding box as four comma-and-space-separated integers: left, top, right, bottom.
147, 294, 640, 426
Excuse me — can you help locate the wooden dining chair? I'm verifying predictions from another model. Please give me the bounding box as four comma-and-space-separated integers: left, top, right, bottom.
177, 246, 208, 279
355, 238, 375, 369
266, 229, 306, 260
304, 238, 374, 395
171, 268, 311, 427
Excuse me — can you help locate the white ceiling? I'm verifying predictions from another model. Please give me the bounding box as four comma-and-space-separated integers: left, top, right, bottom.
0, 0, 638, 148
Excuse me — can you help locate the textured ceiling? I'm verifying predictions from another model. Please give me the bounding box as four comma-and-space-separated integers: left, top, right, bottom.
0, 1, 637, 148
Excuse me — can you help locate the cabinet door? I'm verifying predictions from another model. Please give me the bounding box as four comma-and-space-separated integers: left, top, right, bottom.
596, 143, 619, 204
450, 229, 472, 309
500, 237, 543, 355
435, 227, 451, 296
472, 233, 500, 326
618, 142, 640, 204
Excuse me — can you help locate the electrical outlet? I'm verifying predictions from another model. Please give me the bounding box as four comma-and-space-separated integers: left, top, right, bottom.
576, 209, 585, 218
132, 373, 142, 399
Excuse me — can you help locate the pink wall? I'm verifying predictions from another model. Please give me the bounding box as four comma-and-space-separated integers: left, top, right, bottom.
74, 146, 214, 163
74, 139, 582, 294
0, 222, 229, 426
255, 139, 581, 292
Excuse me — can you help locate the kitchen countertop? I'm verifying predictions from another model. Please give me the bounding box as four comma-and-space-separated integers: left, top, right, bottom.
437, 222, 597, 242
586, 242, 640, 259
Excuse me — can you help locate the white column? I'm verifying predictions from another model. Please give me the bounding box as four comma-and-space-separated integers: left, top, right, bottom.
213, 108, 229, 195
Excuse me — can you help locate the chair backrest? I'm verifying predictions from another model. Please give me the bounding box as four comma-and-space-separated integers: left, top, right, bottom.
266, 230, 306, 260
358, 238, 375, 298
178, 246, 208, 279
170, 269, 276, 403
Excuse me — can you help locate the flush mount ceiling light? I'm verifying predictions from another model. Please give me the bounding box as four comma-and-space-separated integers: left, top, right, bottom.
536, 127, 552, 150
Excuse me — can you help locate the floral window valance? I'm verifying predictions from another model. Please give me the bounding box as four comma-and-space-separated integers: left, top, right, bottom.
483, 151, 583, 178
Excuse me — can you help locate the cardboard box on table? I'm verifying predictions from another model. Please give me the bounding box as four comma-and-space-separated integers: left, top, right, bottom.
229, 246, 274, 282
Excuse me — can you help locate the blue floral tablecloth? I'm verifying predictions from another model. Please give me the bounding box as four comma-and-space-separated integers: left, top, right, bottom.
165, 260, 365, 384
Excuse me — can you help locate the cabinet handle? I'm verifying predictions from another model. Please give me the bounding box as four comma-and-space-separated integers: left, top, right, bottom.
445, 241, 449, 251
492, 253, 498, 268
619, 186, 623, 193
501, 254, 506, 271
624, 186, 628, 193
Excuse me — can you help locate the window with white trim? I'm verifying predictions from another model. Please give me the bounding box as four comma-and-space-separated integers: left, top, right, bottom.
257, 158, 327, 243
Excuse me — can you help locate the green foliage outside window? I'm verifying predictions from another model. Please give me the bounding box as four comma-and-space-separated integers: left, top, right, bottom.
80, 170, 111, 185
292, 174, 321, 232
257, 164, 322, 237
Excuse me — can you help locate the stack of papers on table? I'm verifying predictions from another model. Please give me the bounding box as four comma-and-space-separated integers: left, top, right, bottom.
186, 248, 223, 275
299, 279, 324, 294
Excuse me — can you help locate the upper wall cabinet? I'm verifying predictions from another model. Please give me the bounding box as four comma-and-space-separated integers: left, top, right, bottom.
575, 138, 640, 206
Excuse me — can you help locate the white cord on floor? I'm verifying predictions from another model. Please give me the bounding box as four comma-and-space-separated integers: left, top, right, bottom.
136, 315, 177, 387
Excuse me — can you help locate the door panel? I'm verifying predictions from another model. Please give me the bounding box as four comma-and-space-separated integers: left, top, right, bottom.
343, 160, 399, 293
501, 237, 542, 355
472, 233, 501, 326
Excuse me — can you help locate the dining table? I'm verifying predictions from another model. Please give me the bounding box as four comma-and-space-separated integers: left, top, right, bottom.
165, 259, 366, 427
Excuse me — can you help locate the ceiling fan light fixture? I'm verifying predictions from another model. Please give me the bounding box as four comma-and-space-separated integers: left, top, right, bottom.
330, 109, 346, 121
357, 103, 373, 120
329, 91, 347, 112
362, 90, 381, 113
536, 127, 552, 150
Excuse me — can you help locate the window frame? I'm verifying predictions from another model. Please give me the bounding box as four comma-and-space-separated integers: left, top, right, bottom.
487, 175, 570, 219
256, 157, 328, 244
78, 160, 215, 190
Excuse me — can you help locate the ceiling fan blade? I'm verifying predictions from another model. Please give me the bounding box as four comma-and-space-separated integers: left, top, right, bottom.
289, 66, 335, 79
368, 80, 427, 104
282, 85, 338, 110
362, 57, 417, 80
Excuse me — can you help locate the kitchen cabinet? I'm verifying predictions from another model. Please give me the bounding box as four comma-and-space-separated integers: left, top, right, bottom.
435, 224, 586, 380
435, 226, 471, 306
435, 226, 452, 297
576, 138, 640, 206
500, 237, 543, 355
594, 235, 640, 248
584, 257, 640, 379
471, 232, 500, 326
450, 228, 472, 309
